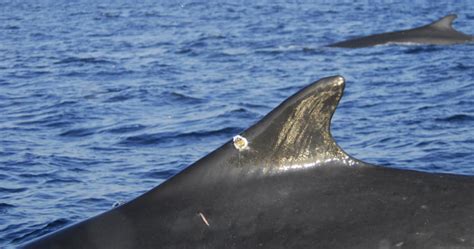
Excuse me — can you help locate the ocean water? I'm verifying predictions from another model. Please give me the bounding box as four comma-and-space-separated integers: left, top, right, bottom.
1, 1, 473, 247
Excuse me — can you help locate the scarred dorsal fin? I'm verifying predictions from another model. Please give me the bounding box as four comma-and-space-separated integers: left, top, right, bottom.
234, 76, 357, 172
163, 76, 357, 186
428, 14, 457, 30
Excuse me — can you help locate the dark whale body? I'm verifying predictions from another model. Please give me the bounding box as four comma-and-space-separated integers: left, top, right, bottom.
22, 76, 474, 249
329, 14, 474, 48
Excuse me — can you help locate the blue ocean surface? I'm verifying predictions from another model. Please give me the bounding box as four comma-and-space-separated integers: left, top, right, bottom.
1, 1, 473, 247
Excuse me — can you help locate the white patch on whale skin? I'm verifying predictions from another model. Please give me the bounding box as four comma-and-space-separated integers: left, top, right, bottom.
233, 135, 248, 151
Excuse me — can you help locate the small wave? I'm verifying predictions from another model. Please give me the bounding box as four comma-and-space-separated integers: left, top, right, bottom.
0, 151, 15, 157
196, 33, 226, 42
403, 45, 442, 54
9, 70, 51, 79
0, 203, 15, 210
255, 47, 291, 55
104, 94, 133, 103
435, 114, 474, 122
220, 48, 249, 56
3, 25, 20, 30
164, 91, 205, 105
94, 69, 134, 76
0, 187, 27, 194
417, 104, 441, 111
301, 47, 326, 55
174, 47, 195, 55
58, 71, 88, 77
415, 140, 447, 148
89, 146, 128, 152
69, 11, 91, 17
45, 121, 75, 128
16, 114, 76, 128
0, 203, 15, 214
452, 63, 473, 71
139, 10, 163, 17
59, 127, 97, 137
100, 11, 122, 18
255, 45, 320, 55
78, 197, 108, 205
55, 100, 77, 107
119, 131, 177, 146
45, 178, 82, 184
104, 124, 147, 134
87, 32, 114, 38
228, 108, 251, 114
186, 40, 207, 49
18, 172, 53, 178
54, 57, 114, 65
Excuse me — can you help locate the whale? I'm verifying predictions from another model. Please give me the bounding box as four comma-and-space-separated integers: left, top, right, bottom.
21, 76, 474, 249
328, 14, 474, 48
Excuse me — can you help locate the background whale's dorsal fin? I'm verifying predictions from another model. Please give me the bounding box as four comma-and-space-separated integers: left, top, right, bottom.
428, 14, 457, 30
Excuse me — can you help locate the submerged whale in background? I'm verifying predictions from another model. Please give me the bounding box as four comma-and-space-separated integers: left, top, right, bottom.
329, 14, 474, 48
22, 76, 474, 249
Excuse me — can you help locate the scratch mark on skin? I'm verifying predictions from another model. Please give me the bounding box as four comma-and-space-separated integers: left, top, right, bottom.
198, 212, 210, 227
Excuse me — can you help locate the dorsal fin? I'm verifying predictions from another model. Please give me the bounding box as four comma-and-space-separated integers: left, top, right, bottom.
233, 76, 356, 172
428, 14, 457, 30
154, 76, 356, 188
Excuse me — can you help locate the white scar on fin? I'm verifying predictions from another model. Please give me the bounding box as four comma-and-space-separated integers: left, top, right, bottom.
198, 212, 210, 227
233, 135, 248, 151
